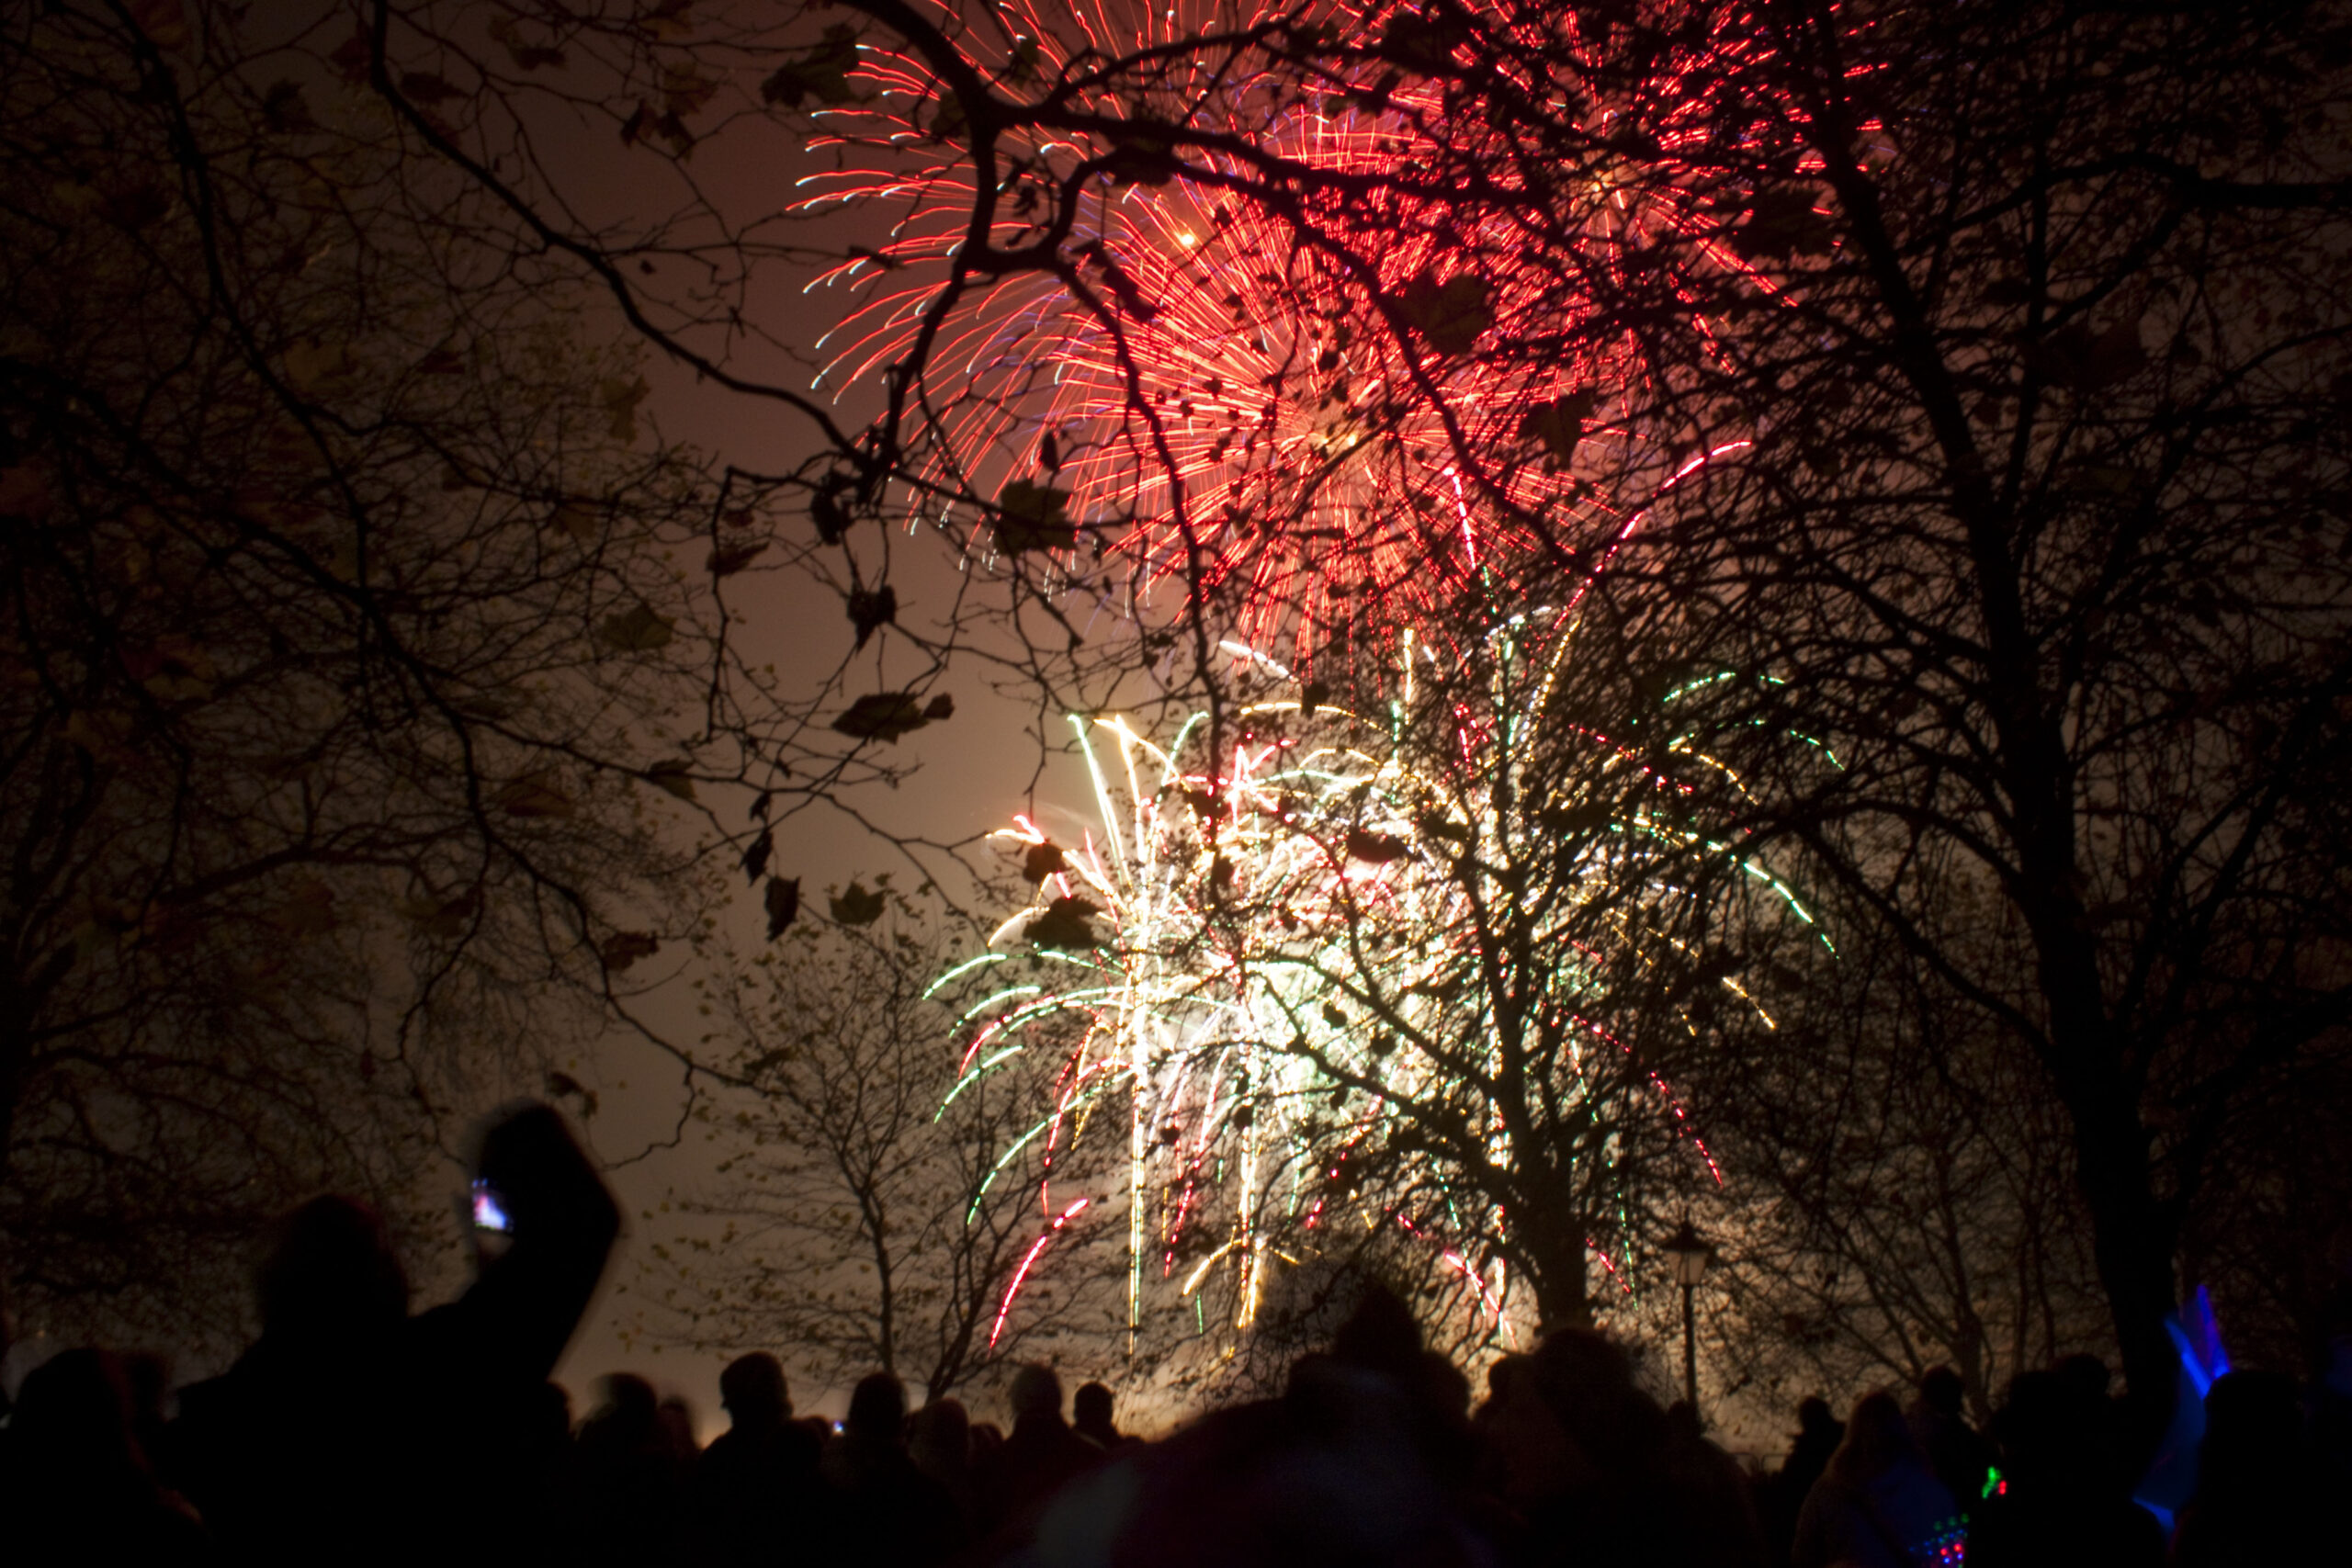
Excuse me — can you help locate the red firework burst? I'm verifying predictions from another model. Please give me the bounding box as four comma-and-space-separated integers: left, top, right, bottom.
797, 0, 1792, 658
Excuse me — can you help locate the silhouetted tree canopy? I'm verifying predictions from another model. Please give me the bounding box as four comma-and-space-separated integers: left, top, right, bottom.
9, 0, 2347, 1416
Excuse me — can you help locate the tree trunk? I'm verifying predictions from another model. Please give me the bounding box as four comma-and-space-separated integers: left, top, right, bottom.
2074, 1103, 2182, 1459
1822, 95, 2184, 1448
2029, 901, 2181, 1459
1522, 1216, 1594, 1332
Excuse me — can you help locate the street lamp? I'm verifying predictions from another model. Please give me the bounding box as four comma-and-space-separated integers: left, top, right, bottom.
1662, 1219, 1713, 1418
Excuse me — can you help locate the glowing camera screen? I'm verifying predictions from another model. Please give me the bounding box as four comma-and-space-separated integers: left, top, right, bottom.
470, 1180, 513, 1234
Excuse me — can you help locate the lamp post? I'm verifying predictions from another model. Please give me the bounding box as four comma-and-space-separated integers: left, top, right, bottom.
1663, 1219, 1713, 1418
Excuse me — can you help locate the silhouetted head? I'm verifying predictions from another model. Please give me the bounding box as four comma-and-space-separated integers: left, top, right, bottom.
1829, 1391, 1922, 1484
594, 1372, 661, 1440
720, 1351, 791, 1430
1991, 1370, 2075, 1484
848, 1371, 908, 1451
2052, 1352, 2110, 1401
11, 1348, 147, 1487
1918, 1365, 1965, 1418
1412, 1349, 1472, 1422
259, 1195, 408, 1338
1486, 1353, 1529, 1406
1333, 1283, 1422, 1378
1010, 1361, 1063, 1422
910, 1396, 971, 1474
119, 1350, 170, 1441
1796, 1395, 1839, 1438
1072, 1380, 1116, 1438
531, 1381, 573, 1452
1529, 1327, 1668, 1473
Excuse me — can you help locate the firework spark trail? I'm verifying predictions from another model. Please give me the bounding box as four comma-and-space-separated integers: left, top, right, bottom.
792, 0, 1854, 1358
944, 615, 1817, 1353
991, 1195, 1093, 1347
793, 0, 1799, 657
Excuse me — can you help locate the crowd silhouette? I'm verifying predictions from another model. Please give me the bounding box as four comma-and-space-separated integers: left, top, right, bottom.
1, 1100, 2344, 1565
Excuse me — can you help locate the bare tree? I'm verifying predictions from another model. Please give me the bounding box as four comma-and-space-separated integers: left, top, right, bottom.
641, 895, 1120, 1401
0, 0, 932, 1351
1711, 911, 2110, 1423
943, 591, 1826, 1363
1159, 602, 1826, 1333
238, 0, 2352, 1427
733, 0, 2352, 1418
1554, 0, 2352, 1427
